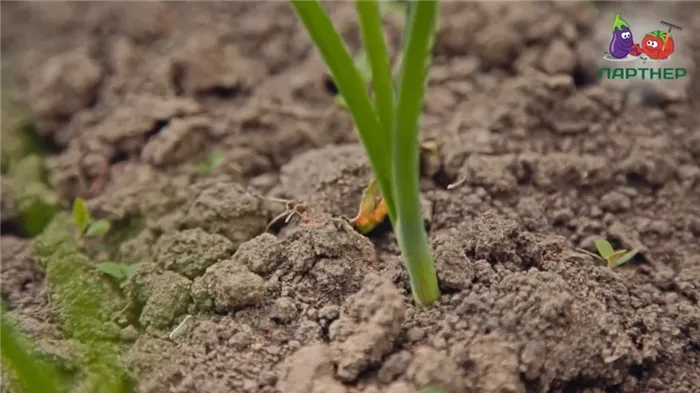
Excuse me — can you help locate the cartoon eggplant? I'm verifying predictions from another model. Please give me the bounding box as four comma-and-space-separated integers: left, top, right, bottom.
609, 13, 635, 58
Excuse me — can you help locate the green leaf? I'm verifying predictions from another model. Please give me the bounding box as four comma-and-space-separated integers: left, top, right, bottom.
0, 306, 63, 393
353, 50, 373, 84
95, 262, 127, 281
123, 263, 143, 280
197, 151, 224, 175
609, 249, 639, 268
72, 197, 90, 233
334, 94, 349, 108
356, 0, 396, 182
117, 263, 143, 288
84, 219, 111, 238
575, 248, 605, 262
291, 0, 440, 306
290, 0, 396, 222
391, 0, 440, 306
379, 1, 408, 16
209, 151, 224, 167
350, 178, 389, 234
612, 13, 630, 31
594, 238, 614, 259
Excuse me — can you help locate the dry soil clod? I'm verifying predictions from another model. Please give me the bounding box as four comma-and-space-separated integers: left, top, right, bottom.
183, 181, 270, 249
191, 259, 266, 313
153, 227, 235, 279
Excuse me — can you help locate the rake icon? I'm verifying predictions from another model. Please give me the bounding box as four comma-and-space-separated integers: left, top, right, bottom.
660, 20, 682, 33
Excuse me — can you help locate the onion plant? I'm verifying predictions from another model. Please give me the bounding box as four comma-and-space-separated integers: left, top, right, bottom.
290, 0, 440, 306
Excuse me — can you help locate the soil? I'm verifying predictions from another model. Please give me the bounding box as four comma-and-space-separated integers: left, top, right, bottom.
1, 1, 700, 393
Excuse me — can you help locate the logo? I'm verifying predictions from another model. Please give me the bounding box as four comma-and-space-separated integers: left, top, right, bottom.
598, 13, 688, 80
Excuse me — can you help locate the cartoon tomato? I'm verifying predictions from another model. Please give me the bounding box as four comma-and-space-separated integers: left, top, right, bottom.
633, 30, 675, 60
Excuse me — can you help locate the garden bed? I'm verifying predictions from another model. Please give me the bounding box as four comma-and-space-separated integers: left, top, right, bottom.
1, 2, 699, 393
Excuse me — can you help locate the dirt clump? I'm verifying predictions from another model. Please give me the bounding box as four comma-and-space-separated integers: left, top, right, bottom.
73, 162, 185, 225
430, 230, 475, 291
273, 218, 377, 304
123, 337, 188, 393
119, 228, 157, 263
269, 296, 298, 324
191, 259, 266, 313
183, 180, 270, 248
455, 211, 547, 271
232, 232, 285, 275
138, 271, 192, 330
1, 177, 17, 223
402, 346, 466, 393
153, 227, 234, 279
329, 273, 406, 382
280, 143, 372, 217
28, 47, 103, 125
172, 30, 268, 96
0, 236, 42, 308
277, 345, 346, 393
140, 116, 215, 167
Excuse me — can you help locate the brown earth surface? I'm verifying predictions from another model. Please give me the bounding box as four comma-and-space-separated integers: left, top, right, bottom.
2, 1, 700, 393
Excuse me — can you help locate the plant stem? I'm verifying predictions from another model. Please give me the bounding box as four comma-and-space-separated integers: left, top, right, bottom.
392, 0, 440, 306
355, 1, 395, 152
290, 0, 396, 222
355, 1, 398, 221
395, 216, 440, 306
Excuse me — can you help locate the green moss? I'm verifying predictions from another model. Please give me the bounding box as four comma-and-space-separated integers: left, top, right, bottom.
7, 155, 60, 237
33, 213, 134, 393
1, 92, 46, 174
1, 111, 29, 172
2, 88, 57, 236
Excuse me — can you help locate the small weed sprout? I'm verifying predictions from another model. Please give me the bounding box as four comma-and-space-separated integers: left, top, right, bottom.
72, 197, 111, 239
95, 262, 142, 289
196, 151, 224, 175
576, 238, 640, 268
291, 0, 441, 306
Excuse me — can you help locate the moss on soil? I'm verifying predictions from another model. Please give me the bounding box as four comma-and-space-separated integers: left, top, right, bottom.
5, 155, 60, 237
1, 92, 46, 173
1, 89, 59, 237
32, 213, 134, 393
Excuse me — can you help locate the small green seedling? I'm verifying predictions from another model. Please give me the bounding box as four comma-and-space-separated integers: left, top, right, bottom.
95, 262, 142, 289
576, 238, 640, 268
72, 197, 111, 238
196, 151, 224, 175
